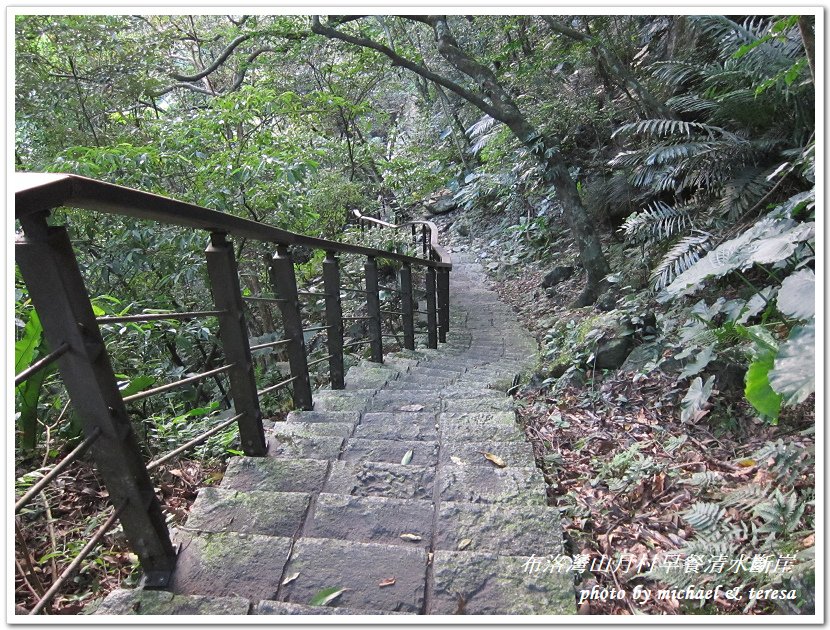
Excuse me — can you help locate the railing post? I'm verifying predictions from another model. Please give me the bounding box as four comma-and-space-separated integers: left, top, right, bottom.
322, 252, 345, 389
421, 225, 428, 257
15, 214, 176, 587
269, 246, 313, 410
364, 256, 383, 363
399, 263, 416, 351
437, 267, 450, 343
425, 266, 438, 349
204, 232, 266, 456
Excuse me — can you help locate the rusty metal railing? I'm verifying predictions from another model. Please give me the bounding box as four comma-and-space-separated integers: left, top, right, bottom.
14, 172, 452, 613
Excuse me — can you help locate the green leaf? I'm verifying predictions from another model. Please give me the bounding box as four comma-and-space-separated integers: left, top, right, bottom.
769, 322, 815, 405
678, 345, 716, 379
118, 375, 156, 397
680, 375, 716, 423
745, 349, 782, 422
777, 268, 814, 320
400, 449, 414, 465
309, 587, 347, 606
15, 310, 42, 375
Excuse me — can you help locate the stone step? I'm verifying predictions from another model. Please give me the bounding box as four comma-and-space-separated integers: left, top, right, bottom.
430, 550, 573, 614
254, 601, 413, 615
366, 394, 442, 413
437, 464, 546, 506
278, 538, 427, 613
435, 501, 563, 556
306, 493, 434, 548
222, 457, 329, 493
94, 589, 250, 615
340, 438, 439, 465
169, 530, 293, 601
270, 421, 353, 437
344, 362, 401, 389
440, 440, 536, 468
267, 433, 345, 460
324, 460, 434, 501
286, 410, 360, 424
354, 412, 438, 441
186, 487, 310, 537
439, 412, 525, 442
313, 389, 375, 412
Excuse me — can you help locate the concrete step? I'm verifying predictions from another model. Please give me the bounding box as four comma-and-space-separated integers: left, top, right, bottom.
324, 460, 434, 501
94, 589, 250, 615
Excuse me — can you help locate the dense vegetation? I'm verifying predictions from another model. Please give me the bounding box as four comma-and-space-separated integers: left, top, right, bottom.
14, 14, 815, 615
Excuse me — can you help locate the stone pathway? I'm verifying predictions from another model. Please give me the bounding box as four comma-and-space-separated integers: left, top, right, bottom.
95, 252, 574, 616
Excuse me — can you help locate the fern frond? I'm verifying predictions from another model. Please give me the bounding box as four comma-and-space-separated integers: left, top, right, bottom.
718, 167, 774, 220
651, 60, 704, 86
620, 201, 692, 241
683, 501, 726, 534
612, 118, 743, 142
665, 93, 717, 114
650, 230, 713, 290
722, 483, 770, 511
466, 114, 496, 138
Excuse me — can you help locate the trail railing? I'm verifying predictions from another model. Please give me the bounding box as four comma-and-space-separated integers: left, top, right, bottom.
13, 173, 451, 613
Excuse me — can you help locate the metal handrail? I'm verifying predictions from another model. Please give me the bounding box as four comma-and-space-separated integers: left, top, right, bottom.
14, 171, 453, 604
351, 208, 451, 266
15, 173, 450, 269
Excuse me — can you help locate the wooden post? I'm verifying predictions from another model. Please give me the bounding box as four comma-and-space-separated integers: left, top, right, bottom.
364, 256, 383, 363
425, 267, 438, 349
15, 214, 176, 587
205, 232, 266, 456
437, 268, 450, 344
322, 252, 345, 389
269, 246, 313, 410
399, 263, 416, 350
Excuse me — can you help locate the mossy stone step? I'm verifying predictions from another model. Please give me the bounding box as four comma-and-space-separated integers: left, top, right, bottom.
435, 502, 564, 556
306, 493, 434, 547
185, 487, 310, 537
324, 460, 434, 500
222, 457, 329, 493
94, 589, 250, 615
286, 410, 360, 424
313, 389, 376, 412
440, 440, 535, 468
430, 550, 574, 614
279, 538, 427, 613
254, 601, 414, 615
270, 421, 354, 437
170, 531, 292, 601
266, 433, 345, 459
438, 464, 546, 506
354, 413, 439, 441
340, 438, 439, 465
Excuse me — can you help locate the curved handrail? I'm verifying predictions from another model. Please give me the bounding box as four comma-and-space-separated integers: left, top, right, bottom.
14, 173, 451, 269
351, 208, 451, 267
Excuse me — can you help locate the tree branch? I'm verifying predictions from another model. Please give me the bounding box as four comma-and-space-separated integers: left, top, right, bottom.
310, 15, 500, 119
170, 32, 253, 81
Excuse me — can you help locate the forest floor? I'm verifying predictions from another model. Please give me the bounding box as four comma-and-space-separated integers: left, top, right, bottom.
434, 210, 815, 615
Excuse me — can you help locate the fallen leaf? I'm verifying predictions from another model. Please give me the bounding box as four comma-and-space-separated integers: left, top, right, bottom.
457, 538, 472, 550
736, 458, 757, 468
378, 577, 396, 587
309, 587, 348, 606
479, 451, 507, 467
400, 533, 422, 542
401, 449, 414, 465
282, 572, 300, 586
399, 404, 424, 412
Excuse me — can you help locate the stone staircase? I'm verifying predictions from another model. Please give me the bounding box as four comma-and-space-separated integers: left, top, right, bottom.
94, 252, 575, 616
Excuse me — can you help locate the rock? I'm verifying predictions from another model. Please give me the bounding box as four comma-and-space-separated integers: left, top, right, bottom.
620, 342, 662, 373
594, 290, 618, 312
426, 189, 457, 215
593, 336, 635, 370
457, 222, 470, 237
541, 266, 575, 288
706, 359, 747, 394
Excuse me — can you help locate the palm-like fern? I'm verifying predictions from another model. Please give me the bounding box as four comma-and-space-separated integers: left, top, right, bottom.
612, 15, 813, 289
